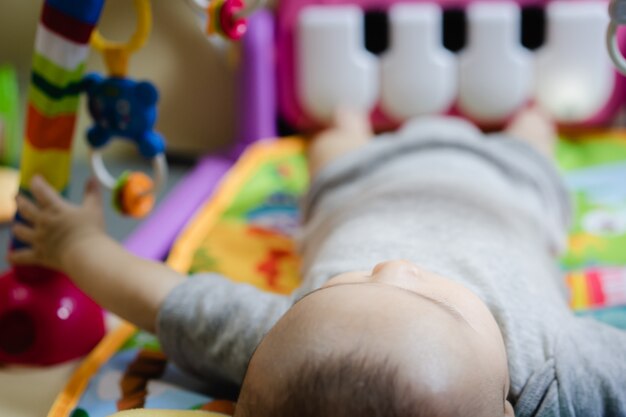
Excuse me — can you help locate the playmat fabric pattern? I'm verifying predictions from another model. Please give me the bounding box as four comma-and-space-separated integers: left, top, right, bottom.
50, 134, 626, 417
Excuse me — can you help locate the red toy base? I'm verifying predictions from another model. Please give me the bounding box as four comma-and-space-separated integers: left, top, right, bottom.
0, 267, 105, 366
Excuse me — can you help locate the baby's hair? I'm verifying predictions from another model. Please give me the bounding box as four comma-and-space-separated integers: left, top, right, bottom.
237, 353, 479, 417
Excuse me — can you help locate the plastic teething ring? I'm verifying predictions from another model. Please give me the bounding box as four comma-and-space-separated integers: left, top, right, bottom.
189, 0, 268, 40
220, 0, 248, 40
207, 0, 247, 40
90, 0, 152, 76
191, 0, 262, 19
90, 150, 167, 218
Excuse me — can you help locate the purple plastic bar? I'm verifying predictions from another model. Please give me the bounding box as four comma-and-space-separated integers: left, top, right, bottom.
123, 11, 276, 260
231, 10, 277, 158
124, 155, 233, 260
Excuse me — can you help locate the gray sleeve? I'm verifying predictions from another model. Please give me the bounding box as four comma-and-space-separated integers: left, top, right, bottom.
513, 321, 626, 417
156, 273, 292, 384
554, 319, 626, 416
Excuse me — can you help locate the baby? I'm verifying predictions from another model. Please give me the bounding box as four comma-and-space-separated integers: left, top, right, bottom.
10, 108, 626, 416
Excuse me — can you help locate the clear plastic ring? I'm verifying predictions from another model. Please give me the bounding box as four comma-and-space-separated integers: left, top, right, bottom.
90, 150, 167, 195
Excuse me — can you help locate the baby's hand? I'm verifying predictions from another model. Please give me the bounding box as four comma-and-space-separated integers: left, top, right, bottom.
503, 105, 556, 157
308, 109, 373, 178
9, 176, 105, 272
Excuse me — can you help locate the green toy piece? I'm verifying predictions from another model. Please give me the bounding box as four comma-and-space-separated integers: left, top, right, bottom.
557, 135, 626, 269
0, 65, 21, 168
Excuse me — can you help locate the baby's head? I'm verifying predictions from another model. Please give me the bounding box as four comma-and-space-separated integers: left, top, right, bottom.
236, 260, 515, 417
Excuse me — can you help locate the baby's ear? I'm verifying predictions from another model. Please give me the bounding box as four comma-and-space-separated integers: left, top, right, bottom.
134, 81, 159, 106
82, 73, 103, 94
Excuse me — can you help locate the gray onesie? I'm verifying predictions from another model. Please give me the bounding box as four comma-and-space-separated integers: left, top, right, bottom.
157, 116, 626, 417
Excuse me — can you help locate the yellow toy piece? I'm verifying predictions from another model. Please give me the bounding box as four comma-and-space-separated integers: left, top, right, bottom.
90, 0, 152, 76
206, 0, 226, 37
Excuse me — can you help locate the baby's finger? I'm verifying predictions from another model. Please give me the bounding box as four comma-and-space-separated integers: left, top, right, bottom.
82, 177, 103, 211
7, 249, 39, 266
30, 175, 64, 208
333, 108, 372, 135
15, 194, 40, 224
12, 223, 36, 244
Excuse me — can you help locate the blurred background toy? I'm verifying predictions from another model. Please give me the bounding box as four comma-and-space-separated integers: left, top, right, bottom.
3, 0, 626, 415
0, 0, 108, 366
186, 0, 267, 41
85, 0, 167, 218
0, 65, 20, 168
0, 65, 20, 223
608, 0, 626, 75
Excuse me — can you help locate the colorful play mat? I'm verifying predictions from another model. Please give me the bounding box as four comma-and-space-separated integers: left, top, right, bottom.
50, 133, 626, 417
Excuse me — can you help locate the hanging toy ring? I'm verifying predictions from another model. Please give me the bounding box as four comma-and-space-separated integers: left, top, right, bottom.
608, 0, 626, 76
91, 0, 152, 54
187, 0, 268, 40
90, 0, 152, 77
85, 0, 167, 218
207, 0, 246, 40
607, 21, 626, 76
204, 0, 266, 40
91, 149, 167, 218
188, 0, 262, 19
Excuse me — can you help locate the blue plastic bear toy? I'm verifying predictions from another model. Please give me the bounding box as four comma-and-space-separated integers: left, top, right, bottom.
82, 73, 165, 158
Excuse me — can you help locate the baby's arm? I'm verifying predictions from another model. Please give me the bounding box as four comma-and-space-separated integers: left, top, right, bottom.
307, 109, 373, 179
308, 106, 555, 178
10, 177, 291, 382
502, 105, 557, 158
9, 176, 184, 332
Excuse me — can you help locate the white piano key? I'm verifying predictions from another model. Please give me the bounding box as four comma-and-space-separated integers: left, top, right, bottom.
380, 3, 457, 119
534, 1, 613, 123
458, 2, 533, 123
297, 5, 379, 123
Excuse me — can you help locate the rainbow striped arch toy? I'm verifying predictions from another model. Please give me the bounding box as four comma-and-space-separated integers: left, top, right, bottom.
0, 1, 108, 366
